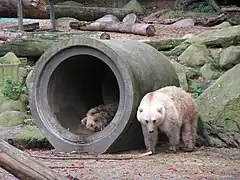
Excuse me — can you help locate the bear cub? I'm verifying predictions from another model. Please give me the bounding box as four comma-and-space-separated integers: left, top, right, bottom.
81, 102, 118, 132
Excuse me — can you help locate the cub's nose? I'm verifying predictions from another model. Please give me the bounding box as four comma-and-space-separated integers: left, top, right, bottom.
149, 130, 154, 133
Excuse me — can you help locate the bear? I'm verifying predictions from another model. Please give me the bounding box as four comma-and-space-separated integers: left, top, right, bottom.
81, 102, 118, 132
136, 86, 198, 154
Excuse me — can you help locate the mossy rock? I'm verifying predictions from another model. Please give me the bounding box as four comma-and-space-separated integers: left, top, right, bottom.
196, 64, 240, 147
165, 42, 191, 56
215, 21, 232, 29
187, 25, 240, 48
200, 63, 224, 80
18, 67, 28, 84
0, 111, 25, 127
12, 125, 52, 149
177, 72, 189, 91
0, 97, 25, 113
219, 45, 240, 69
0, 52, 21, 65
170, 60, 201, 79
209, 48, 221, 67
178, 44, 213, 67
123, 0, 144, 14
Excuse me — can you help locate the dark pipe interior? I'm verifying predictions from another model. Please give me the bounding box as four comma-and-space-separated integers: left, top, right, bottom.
47, 55, 119, 135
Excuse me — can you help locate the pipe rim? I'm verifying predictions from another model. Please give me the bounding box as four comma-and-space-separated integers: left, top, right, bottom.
29, 37, 134, 146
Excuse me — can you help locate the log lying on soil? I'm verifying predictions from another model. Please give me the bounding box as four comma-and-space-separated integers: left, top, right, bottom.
0, 0, 47, 18
0, 3, 136, 21
5, 22, 40, 32
70, 21, 156, 36
0, 31, 185, 57
0, 139, 68, 180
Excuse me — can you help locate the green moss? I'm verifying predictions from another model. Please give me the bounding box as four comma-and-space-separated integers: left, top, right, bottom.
215, 97, 240, 131
1, 77, 27, 101
194, 2, 220, 15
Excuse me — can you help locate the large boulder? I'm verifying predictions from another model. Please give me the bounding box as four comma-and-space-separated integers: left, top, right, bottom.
219, 46, 240, 69
196, 64, 240, 148
0, 124, 51, 149
0, 52, 21, 89
215, 21, 231, 29
0, 52, 21, 64
0, 98, 25, 113
178, 44, 213, 67
187, 25, 240, 48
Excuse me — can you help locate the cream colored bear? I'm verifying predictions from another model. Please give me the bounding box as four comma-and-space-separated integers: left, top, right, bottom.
137, 86, 198, 154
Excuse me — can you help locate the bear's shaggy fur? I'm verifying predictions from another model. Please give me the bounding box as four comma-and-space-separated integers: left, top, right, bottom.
136, 86, 198, 154
81, 102, 118, 132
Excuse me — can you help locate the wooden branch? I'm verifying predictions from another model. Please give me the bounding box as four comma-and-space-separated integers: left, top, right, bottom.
31, 151, 153, 160
70, 21, 156, 36
0, 139, 68, 180
194, 13, 227, 26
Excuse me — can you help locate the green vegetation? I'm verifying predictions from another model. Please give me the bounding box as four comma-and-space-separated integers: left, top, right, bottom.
2, 77, 27, 101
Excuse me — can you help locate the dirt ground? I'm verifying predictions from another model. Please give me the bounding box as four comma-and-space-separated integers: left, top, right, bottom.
1, 147, 240, 180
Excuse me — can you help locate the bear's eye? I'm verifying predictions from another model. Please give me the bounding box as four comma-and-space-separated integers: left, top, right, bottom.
139, 109, 143, 113
145, 120, 148, 124
90, 124, 93, 127
157, 108, 162, 113
153, 120, 156, 123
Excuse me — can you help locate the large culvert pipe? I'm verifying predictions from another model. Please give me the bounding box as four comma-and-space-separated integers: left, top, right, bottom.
29, 37, 179, 154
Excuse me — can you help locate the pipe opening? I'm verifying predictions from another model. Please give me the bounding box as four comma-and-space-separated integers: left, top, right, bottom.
48, 54, 120, 136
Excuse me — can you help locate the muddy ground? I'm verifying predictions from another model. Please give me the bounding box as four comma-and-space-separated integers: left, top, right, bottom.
1, 147, 240, 179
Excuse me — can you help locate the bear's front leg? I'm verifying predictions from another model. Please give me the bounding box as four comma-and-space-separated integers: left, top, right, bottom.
141, 124, 158, 154
165, 123, 181, 152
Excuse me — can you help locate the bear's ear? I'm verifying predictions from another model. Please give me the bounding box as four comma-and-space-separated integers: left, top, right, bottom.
81, 117, 87, 125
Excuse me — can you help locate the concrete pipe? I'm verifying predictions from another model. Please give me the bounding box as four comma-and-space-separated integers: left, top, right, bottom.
29, 37, 179, 154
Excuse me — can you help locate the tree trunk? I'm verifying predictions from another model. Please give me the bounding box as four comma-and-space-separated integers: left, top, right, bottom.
0, 30, 185, 58
0, 138, 68, 180
70, 21, 156, 36
0, 2, 136, 21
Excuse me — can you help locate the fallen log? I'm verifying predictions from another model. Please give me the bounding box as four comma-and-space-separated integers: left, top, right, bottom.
0, 138, 68, 180
0, 3, 136, 21
0, 0, 47, 18
70, 21, 156, 36
5, 22, 40, 32
0, 31, 185, 57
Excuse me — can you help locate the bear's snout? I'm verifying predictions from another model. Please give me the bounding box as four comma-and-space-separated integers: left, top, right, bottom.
149, 130, 154, 133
